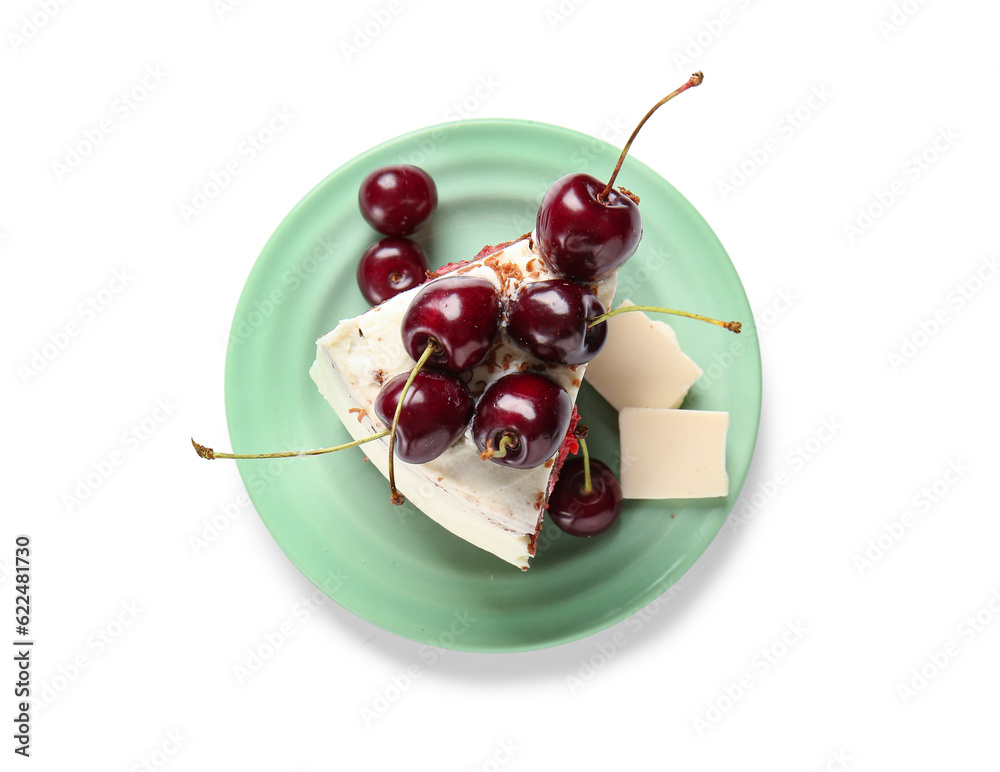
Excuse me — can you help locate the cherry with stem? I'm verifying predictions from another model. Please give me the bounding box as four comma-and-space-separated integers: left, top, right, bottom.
386, 339, 436, 505
191, 340, 443, 509
535, 72, 705, 282
600, 71, 704, 201
547, 427, 623, 537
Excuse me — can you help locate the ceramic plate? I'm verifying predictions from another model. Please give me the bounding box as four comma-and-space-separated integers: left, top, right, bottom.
224, 119, 761, 652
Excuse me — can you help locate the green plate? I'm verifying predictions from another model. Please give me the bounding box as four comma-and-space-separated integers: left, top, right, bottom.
225, 119, 761, 652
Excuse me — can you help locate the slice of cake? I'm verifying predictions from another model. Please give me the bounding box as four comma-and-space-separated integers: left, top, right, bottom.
309, 235, 617, 569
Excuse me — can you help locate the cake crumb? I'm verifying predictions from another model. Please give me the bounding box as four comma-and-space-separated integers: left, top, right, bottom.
572, 378, 581, 387
543, 458, 554, 468
373, 369, 387, 385
533, 491, 545, 511
348, 407, 367, 423
501, 352, 513, 370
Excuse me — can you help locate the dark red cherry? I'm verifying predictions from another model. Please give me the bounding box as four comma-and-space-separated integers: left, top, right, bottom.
359, 165, 437, 236
535, 173, 641, 282
472, 372, 572, 469
535, 73, 705, 281
505, 279, 608, 365
548, 457, 623, 536
401, 276, 501, 373
374, 370, 473, 464
357, 237, 428, 305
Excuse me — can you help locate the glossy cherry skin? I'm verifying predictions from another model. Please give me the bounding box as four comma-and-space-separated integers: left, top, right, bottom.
373, 370, 474, 464
472, 372, 572, 469
401, 276, 501, 373
535, 173, 641, 282
547, 457, 623, 536
357, 237, 429, 305
505, 279, 608, 365
359, 165, 437, 236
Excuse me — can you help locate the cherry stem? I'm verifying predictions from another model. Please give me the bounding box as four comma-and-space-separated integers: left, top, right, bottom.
579, 437, 593, 495
387, 339, 437, 506
191, 430, 390, 461
600, 71, 704, 201
588, 303, 741, 333
491, 434, 516, 460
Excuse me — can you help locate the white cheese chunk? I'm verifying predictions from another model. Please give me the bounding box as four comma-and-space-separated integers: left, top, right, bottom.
619, 408, 729, 499
585, 300, 703, 410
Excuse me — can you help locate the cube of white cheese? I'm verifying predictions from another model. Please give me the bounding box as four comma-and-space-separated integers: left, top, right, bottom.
585, 301, 703, 410
619, 408, 729, 499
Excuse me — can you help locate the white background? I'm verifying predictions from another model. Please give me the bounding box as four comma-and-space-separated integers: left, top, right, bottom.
4, 0, 999, 769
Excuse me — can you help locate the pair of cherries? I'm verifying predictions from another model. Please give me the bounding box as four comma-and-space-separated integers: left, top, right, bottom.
357, 165, 437, 305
